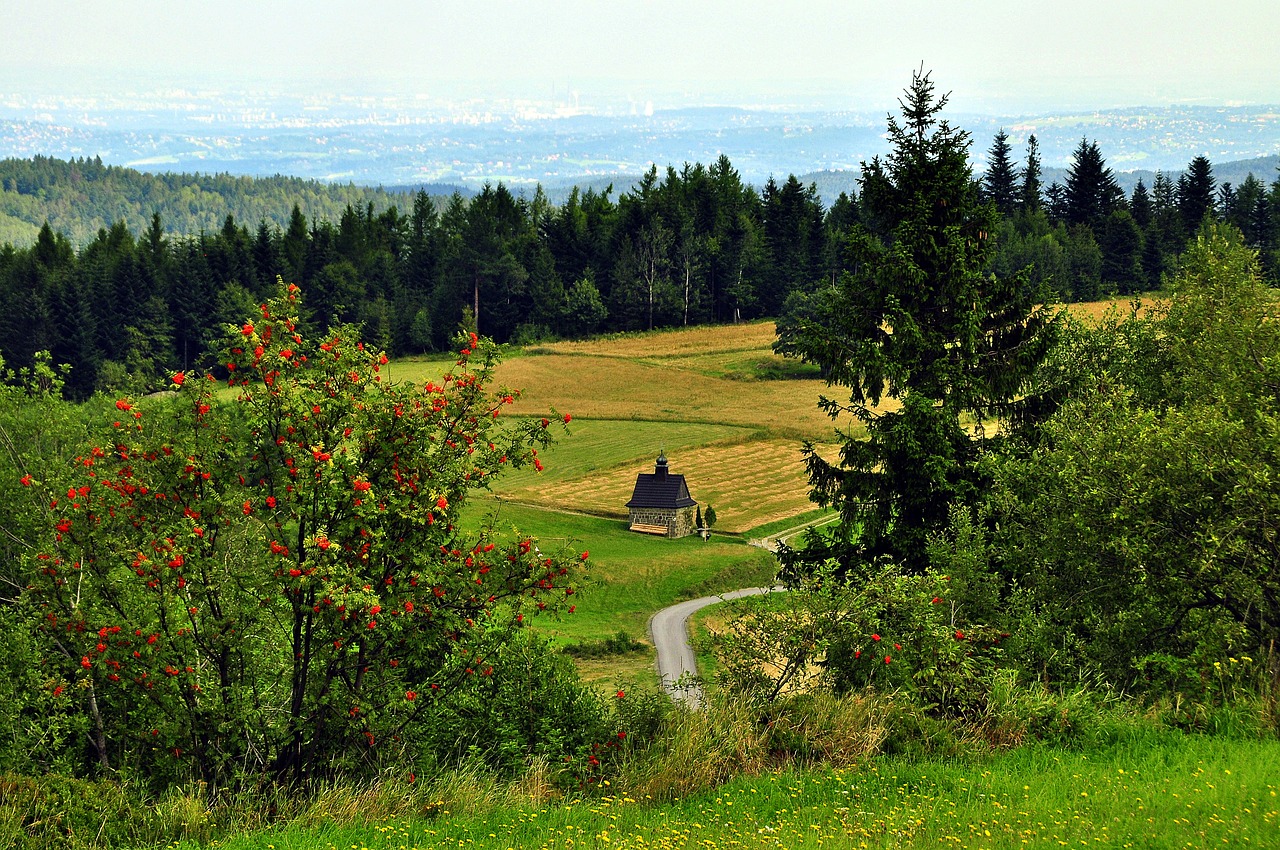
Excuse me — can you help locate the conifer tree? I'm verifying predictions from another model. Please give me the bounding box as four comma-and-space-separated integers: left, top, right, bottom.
775, 71, 1057, 575
1064, 138, 1123, 227
983, 129, 1019, 217
1020, 134, 1042, 214
1129, 179, 1152, 229
1178, 155, 1216, 228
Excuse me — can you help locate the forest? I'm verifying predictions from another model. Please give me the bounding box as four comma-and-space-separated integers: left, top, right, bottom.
2, 140, 1279, 401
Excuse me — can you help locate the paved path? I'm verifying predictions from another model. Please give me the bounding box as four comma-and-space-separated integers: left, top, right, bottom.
648, 586, 783, 708
748, 513, 840, 553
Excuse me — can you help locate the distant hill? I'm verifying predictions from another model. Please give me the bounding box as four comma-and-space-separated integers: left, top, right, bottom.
1059, 155, 1280, 195
0, 156, 439, 247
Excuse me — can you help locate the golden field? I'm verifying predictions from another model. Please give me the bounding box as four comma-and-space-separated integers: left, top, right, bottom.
392, 301, 1138, 532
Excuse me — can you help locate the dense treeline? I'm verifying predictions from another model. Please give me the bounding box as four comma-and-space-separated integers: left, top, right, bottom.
0, 155, 432, 248
2, 146, 1278, 400
986, 134, 1280, 299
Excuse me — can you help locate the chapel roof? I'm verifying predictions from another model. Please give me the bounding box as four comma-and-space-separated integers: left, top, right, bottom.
625, 453, 697, 510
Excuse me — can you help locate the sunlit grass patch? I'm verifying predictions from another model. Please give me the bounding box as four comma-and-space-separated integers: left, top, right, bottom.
173, 730, 1280, 850
458, 499, 776, 649
539, 320, 783, 361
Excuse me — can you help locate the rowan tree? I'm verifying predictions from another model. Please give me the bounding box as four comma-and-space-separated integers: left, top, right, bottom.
24, 280, 584, 790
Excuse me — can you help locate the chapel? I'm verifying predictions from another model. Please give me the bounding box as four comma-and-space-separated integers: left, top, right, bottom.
625, 453, 697, 538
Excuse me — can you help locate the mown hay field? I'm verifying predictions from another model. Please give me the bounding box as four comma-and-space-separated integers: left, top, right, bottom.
392, 321, 853, 531
501, 434, 815, 534
394, 300, 1139, 531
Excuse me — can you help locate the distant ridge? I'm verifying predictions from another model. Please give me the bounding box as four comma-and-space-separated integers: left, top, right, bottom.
0, 156, 449, 247
381, 183, 476, 199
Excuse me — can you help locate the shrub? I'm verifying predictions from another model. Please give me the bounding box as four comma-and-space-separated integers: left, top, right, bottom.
20, 281, 585, 792
409, 630, 614, 781
561, 630, 647, 658
713, 558, 1006, 718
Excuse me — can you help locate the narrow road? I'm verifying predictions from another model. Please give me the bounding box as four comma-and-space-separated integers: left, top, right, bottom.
748, 513, 839, 552
648, 586, 783, 708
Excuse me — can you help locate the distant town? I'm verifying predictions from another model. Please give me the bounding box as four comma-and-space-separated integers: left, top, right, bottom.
2, 86, 1278, 199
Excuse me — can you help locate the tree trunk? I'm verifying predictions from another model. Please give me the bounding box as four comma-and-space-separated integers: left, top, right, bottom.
85, 680, 111, 770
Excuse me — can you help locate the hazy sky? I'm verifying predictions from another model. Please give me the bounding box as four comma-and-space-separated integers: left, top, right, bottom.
5, 0, 1278, 111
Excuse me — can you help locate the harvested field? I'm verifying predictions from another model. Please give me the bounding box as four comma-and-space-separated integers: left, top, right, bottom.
497, 419, 753, 490
537, 321, 781, 360
1062, 296, 1163, 323
492, 355, 854, 442
500, 437, 817, 533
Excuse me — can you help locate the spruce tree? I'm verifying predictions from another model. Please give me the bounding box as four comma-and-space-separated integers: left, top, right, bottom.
1020, 134, 1042, 214
775, 71, 1057, 575
1178, 155, 1216, 228
1130, 179, 1152, 229
1064, 138, 1123, 227
983, 129, 1019, 217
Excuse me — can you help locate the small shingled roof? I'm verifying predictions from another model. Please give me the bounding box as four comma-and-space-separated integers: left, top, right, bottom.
625, 454, 697, 510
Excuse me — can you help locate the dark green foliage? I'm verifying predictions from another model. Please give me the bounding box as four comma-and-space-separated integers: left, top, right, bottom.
1178, 155, 1216, 227
1098, 209, 1146, 294
982, 130, 1019, 217
0, 155, 420, 248
1064, 138, 1124, 227
0, 152, 819, 382
776, 71, 1057, 574
1129, 179, 1152, 228
561, 631, 647, 658
982, 225, 1280, 689
411, 631, 615, 778
1019, 134, 1042, 213
4, 143, 1279, 400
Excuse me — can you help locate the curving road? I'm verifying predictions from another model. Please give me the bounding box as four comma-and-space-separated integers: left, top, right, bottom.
648, 586, 783, 708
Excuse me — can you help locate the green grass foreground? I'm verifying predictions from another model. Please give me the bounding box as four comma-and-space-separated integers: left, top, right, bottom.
161, 729, 1279, 849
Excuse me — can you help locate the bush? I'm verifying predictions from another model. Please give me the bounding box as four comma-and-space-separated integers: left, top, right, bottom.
19, 281, 585, 792
409, 630, 614, 781
561, 631, 646, 658
713, 558, 1006, 718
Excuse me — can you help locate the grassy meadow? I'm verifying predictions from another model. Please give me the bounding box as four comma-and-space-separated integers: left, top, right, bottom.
459, 499, 775, 692
165, 730, 1280, 850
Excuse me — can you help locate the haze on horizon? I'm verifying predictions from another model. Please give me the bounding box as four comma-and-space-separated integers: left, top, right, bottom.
5, 0, 1278, 113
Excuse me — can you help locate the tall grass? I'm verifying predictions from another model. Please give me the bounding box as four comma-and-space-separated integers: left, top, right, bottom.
150, 720, 1279, 850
